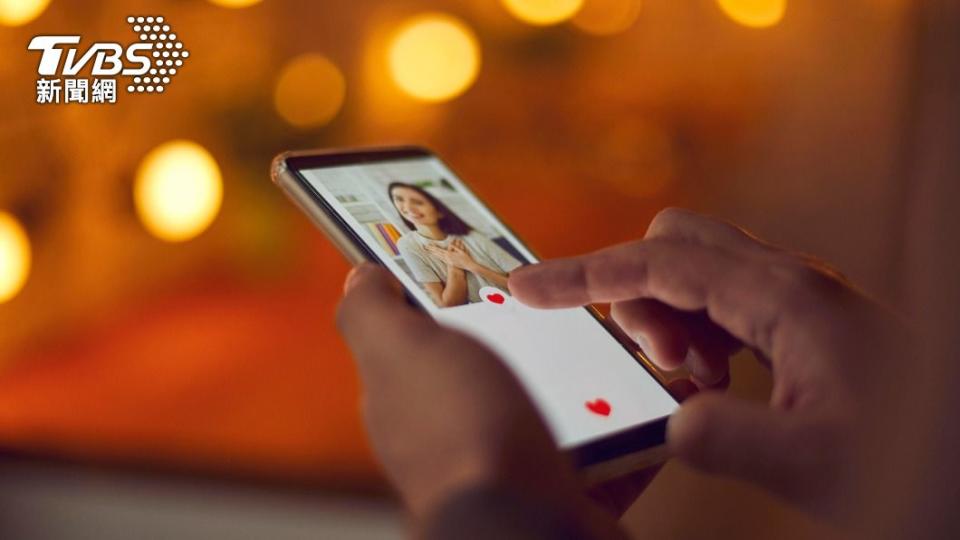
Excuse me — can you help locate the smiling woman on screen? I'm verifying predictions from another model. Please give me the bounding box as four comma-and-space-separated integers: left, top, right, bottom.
388, 182, 522, 307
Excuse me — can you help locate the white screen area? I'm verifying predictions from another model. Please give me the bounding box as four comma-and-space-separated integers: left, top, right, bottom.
300, 156, 677, 447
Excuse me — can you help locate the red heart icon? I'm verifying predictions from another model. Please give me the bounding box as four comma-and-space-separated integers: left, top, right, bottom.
585, 398, 611, 417
486, 293, 505, 304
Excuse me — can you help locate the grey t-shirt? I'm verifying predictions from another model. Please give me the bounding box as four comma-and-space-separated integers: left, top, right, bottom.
396, 230, 523, 303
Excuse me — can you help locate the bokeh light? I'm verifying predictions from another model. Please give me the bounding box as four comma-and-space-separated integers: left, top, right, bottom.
388, 13, 481, 103
0, 212, 30, 303
134, 140, 223, 243
207, 0, 263, 8
274, 54, 346, 129
572, 0, 642, 35
501, 0, 584, 26
0, 0, 50, 26
716, 0, 786, 28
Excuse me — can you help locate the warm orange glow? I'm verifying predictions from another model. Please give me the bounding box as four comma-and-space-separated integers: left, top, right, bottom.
274, 54, 346, 129
134, 141, 223, 242
0, 0, 50, 26
388, 13, 481, 103
207, 0, 263, 8
595, 122, 675, 198
716, 0, 786, 28
501, 0, 584, 26
572, 0, 642, 35
0, 212, 30, 303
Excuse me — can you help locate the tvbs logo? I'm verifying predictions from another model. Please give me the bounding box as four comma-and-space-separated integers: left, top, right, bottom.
27, 16, 190, 105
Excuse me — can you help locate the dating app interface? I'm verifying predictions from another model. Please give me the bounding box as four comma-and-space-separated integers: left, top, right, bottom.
300, 157, 677, 447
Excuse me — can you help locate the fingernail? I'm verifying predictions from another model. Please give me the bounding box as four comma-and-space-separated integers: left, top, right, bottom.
636, 334, 659, 364
686, 349, 725, 387
343, 267, 359, 294
343, 264, 371, 294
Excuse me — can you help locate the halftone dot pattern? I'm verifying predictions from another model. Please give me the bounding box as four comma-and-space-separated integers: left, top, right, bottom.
125, 15, 189, 95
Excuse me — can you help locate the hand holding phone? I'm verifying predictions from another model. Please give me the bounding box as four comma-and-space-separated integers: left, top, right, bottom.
337, 263, 658, 523
272, 146, 679, 479
273, 148, 910, 527
511, 208, 912, 522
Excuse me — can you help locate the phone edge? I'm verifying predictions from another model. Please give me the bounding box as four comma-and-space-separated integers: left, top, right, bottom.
272, 152, 369, 266
271, 147, 672, 475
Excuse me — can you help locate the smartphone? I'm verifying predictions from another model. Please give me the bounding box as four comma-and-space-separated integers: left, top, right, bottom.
271, 146, 678, 481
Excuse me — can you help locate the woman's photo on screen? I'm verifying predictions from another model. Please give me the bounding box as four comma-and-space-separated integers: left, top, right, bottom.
388, 182, 523, 307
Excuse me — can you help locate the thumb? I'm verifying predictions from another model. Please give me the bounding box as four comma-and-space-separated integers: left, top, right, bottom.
667, 393, 838, 504
343, 262, 402, 298
337, 264, 433, 376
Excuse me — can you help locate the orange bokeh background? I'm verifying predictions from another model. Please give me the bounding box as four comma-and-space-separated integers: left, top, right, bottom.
0, 0, 921, 536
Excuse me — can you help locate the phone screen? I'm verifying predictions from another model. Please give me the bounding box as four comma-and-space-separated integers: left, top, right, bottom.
296, 154, 677, 448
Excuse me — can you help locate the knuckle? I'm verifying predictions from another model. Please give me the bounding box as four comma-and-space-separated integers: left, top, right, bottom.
773, 259, 847, 310
618, 240, 652, 289
647, 207, 690, 237
776, 282, 818, 333
766, 260, 854, 349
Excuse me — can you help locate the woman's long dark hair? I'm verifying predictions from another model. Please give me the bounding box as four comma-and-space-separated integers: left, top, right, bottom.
388, 182, 472, 235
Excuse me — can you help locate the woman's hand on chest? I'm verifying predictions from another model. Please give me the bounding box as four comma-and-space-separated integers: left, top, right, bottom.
426, 239, 478, 271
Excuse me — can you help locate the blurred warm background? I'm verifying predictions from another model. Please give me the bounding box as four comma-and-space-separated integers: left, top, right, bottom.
0, 0, 922, 537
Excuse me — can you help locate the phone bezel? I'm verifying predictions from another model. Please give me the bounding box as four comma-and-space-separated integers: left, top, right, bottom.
279, 146, 676, 469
